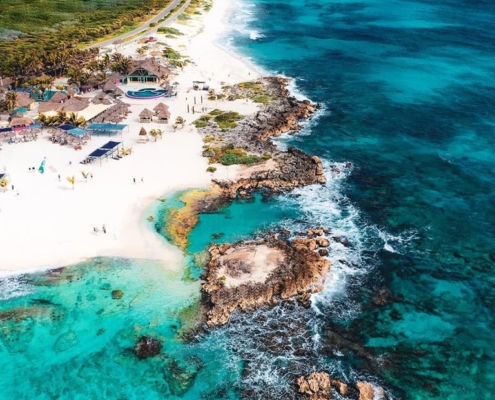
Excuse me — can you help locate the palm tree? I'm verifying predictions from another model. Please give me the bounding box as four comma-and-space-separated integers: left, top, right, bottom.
66, 176, 76, 189
36, 113, 48, 126
175, 116, 186, 129
149, 129, 162, 142
5, 91, 18, 111
67, 67, 84, 87
80, 171, 89, 182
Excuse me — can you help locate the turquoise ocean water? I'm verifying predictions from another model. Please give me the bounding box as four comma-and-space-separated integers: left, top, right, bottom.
1, 0, 495, 398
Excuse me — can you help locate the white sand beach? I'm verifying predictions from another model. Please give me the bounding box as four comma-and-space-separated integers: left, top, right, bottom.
0, 1, 261, 274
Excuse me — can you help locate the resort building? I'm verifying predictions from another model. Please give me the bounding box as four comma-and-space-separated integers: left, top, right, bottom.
122, 60, 170, 84
16, 92, 37, 111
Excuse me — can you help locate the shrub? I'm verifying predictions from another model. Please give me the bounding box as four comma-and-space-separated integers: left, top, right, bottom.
217, 275, 226, 281
157, 27, 183, 35
203, 135, 215, 143
206, 166, 217, 173
214, 111, 243, 130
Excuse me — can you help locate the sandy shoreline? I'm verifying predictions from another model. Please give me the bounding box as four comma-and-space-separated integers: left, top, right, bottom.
0, 1, 260, 274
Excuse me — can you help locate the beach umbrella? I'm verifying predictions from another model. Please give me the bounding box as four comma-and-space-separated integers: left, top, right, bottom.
139, 127, 147, 136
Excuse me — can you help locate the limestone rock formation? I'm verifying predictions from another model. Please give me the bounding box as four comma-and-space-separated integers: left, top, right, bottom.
296, 371, 349, 400
357, 382, 385, 400
201, 233, 331, 326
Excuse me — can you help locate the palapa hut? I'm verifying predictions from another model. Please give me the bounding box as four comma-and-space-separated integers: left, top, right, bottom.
114, 87, 125, 98
103, 81, 118, 93
156, 109, 171, 124
16, 93, 37, 110
139, 108, 153, 123
10, 117, 34, 129
50, 91, 67, 103
60, 97, 90, 113
138, 127, 148, 142
106, 73, 123, 84
153, 102, 168, 115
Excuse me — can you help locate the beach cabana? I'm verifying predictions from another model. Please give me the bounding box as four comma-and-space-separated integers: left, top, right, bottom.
153, 102, 169, 115
139, 108, 153, 123
156, 109, 171, 124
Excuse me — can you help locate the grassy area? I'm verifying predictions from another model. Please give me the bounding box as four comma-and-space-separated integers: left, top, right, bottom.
193, 110, 243, 130
202, 143, 270, 166
0, 0, 172, 52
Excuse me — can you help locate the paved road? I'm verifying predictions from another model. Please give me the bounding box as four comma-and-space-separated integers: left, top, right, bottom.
86, 0, 191, 50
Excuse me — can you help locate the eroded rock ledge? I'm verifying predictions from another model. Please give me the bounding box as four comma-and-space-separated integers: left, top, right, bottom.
201, 230, 331, 327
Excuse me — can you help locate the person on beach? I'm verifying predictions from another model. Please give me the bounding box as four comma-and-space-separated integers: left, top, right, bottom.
102, 224, 106, 234
11, 185, 14, 191
58, 174, 61, 181
133, 178, 136, 184
141, 177, 144, 183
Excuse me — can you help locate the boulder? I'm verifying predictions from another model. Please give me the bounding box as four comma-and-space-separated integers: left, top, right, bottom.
315, 238, 330, 248
356, 382, 385, 400
297, 372, 332, 399
135, 336, 162, 359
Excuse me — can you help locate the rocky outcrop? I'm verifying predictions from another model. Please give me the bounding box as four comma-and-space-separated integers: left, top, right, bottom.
199, 77, 326, 199
357, 382, 385, 400
201, 232, 331, 326
296, 372, 386, 400
135, 336, 162, 359
297, 372, 349, 400
214, 148, 326, 199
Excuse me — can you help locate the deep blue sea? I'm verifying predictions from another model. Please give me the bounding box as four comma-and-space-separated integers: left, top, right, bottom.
1, 0, 495, 398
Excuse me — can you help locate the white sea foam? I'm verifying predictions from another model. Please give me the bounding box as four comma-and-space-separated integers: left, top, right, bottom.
0, 275, 34, 301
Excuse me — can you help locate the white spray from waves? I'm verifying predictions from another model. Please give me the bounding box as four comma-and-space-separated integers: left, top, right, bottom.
229, 0, 266, 41
0, 275, 34, 301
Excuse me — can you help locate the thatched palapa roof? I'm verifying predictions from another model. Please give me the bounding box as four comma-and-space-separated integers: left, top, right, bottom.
10, 117, 34, 127
153, 102, 169, 113
139, 127, 147, 136
50, 91, 67, 103
61, 97, 90, 112
103, 81, 118, 92
139, 108, 153, 118
156, 109, 171, 119
16, 93, 35, 108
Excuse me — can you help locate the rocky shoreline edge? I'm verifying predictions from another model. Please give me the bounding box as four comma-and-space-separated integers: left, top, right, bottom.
165, 76, 331, 251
